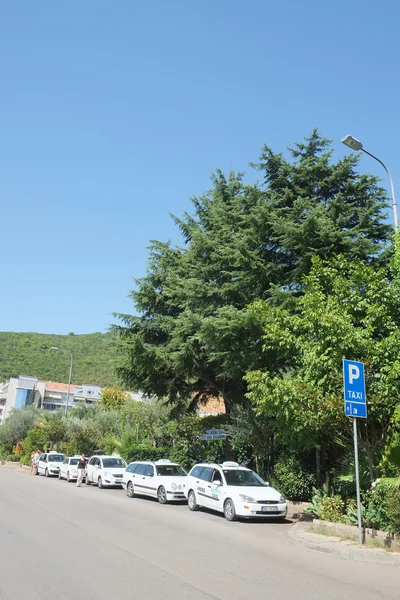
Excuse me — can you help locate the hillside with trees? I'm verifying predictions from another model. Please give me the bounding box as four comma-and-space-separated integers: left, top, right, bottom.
0, 331, 119, 387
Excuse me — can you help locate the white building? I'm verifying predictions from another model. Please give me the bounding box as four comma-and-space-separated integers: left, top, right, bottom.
0, 376, 150, 424
0, 376, 102, 423
42, 381, 102, 412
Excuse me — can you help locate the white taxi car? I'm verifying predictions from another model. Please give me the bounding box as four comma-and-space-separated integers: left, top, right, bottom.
85, 455, 127, 488
185, 461, 287, 521
37, 451, 65, 477
122, 459, 187, 503
58, 456, 88, 482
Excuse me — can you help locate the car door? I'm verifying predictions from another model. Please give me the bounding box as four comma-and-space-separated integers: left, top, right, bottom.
38, 454, 47, 475
195, 467, 213, 508
87, 457, 97, 482
123, 462, 138, 489
208, 468, 224, 512
94, 457, 102, 482
61, 458, 68, 478
134, 464, 154, 497
143, 464, 157, 497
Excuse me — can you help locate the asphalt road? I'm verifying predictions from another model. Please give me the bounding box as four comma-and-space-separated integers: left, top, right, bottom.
0, 465, 398, 600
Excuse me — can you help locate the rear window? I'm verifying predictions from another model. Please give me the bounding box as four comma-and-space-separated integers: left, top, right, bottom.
48, 454, 64, 462
156, 465, 187, 476
102, 458, 127, 468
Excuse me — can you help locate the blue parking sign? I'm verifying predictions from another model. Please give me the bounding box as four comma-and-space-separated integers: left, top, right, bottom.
343, 360, 367, 418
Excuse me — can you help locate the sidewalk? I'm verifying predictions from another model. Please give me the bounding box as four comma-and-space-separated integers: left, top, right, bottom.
288, 520, 400, 566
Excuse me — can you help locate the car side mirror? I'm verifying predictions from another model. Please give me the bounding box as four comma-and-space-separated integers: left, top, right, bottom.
213, 480, 222, 487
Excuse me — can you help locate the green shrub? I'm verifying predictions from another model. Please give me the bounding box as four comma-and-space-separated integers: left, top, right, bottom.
319, 496, 345, 522
121, 443, 170, 464
386, 486, 400, 536
364, 483, 392, 532
273, 456, 316, 501
305, 487, 346, 522
6, 454, 20, 462
344, 498, 366, 525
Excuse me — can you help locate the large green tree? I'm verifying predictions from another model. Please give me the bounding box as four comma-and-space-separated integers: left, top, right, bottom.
246, 248, 400, 482
115, 131, 391, 416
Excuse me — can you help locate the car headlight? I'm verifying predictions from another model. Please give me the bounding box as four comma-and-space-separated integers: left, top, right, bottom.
279, 495, 287, 503
239, 494, 257, 503
171, 483, 177, 491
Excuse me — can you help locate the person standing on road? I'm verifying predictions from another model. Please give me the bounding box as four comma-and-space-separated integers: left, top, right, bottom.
76, 454, 86, 487
31, 450, 40, 475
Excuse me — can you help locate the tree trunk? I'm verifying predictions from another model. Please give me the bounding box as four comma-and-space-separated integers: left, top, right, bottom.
221, 394, 236, 461
365, 443, 375, 484
316, 448, 321, 485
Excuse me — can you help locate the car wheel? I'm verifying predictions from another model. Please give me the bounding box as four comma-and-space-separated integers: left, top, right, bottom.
85, 474, 91, 485
157, 486, 168, 504
98, 476, 103, 489
66, 472, 70, 482
224, 498, 237, 521
127, 481, 135, 498
188, 490, 199, 511
45, 468, 49, 478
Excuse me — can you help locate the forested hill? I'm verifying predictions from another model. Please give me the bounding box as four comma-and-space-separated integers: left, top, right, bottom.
0, 332, 119, 387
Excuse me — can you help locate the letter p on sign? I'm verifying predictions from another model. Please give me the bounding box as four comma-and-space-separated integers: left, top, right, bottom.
349, 364, 360, 384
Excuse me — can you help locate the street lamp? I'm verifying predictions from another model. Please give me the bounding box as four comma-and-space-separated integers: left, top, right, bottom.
341, 134, 398, 232
51, 347, 73, 414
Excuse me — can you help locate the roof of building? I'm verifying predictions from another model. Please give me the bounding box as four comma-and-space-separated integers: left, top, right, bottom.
44, 381, 79, 392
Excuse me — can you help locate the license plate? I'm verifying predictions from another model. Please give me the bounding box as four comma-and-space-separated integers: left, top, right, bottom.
261, 505, 277, 512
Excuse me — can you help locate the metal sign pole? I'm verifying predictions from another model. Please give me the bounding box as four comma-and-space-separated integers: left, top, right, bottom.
343, 359, 367, 546
353, 418, 363, 545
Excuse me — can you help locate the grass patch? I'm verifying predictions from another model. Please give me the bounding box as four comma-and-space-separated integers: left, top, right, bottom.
308, 525, 400, 552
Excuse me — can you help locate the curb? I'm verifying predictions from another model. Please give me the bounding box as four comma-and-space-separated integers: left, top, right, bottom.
288, 521, 400, 566
0, 462, 30, 471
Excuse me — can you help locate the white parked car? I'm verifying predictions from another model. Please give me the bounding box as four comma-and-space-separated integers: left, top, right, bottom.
37, 451, 65, 477
122, 459, 187, 503
184, 461, 287, 521
85, 455, 127, 488
59, 456, 88, 482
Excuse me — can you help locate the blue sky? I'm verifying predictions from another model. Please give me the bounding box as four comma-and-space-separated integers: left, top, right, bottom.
1, 1, 399, 334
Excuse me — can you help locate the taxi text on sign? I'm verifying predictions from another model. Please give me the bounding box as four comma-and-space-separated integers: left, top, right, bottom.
343, 359, 367, 419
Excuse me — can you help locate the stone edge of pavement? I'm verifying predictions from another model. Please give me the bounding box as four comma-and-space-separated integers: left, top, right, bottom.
288, 520, 400, 566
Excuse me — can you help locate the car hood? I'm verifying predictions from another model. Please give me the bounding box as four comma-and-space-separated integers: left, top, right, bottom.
103, 467, 126, 475
165, 476, 187, 486
230, 485, 282, 501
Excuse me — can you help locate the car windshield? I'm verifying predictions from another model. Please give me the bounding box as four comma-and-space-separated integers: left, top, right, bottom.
223, 469, 267, 487
70, 459, 78, 465
156, 465, 187, 476
48, 455, 64, 462
102, 458, 126, 468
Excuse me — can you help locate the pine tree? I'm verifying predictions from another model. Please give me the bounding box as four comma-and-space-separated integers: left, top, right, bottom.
115, 131, 392, 416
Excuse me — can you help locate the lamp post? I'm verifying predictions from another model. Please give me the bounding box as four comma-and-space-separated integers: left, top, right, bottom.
51, 347, 73, 414
341, 134, 398, 232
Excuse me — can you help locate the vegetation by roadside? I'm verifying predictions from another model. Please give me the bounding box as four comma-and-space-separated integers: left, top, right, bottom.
307, 522, 400, 553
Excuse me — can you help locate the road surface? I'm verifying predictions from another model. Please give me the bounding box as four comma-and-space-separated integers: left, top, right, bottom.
0, 464, 398, 600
